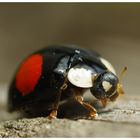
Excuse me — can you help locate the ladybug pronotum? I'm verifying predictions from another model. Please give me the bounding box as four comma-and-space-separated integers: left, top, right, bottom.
8, 45, 126, 119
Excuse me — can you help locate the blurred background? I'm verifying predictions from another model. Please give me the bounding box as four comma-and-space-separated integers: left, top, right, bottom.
0, 3, 140, 98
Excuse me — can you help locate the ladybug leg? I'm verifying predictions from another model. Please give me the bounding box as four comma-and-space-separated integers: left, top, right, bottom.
110, 91, 119, 102
48, 78, 68, 119
101, 91, 120, 107
48, 110, 58, 119
100, 98, 108, 107
74, 88, 98, 119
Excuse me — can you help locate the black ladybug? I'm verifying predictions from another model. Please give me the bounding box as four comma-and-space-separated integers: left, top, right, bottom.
8, 45, 126, 118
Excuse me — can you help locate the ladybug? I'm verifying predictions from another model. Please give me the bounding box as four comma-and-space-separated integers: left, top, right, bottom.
8, 45, 126, 119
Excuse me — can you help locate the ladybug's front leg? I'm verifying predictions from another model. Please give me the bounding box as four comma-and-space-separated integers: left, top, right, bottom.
48, 78, 68, 119
109, 91, 119, 102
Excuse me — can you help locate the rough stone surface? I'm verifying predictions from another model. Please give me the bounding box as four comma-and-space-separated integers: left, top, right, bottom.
0, 97, 140, 137
0, 84, 140, 137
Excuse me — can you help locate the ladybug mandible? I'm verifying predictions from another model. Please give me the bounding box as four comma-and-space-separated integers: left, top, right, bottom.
8, 45, 126, 119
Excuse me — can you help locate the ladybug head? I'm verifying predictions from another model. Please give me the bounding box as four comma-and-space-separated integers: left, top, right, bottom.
90, 71, 119, 100
90, 67, 127, 101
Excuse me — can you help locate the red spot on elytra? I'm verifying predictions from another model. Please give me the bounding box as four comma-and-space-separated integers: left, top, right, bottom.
16, 54, 43, 96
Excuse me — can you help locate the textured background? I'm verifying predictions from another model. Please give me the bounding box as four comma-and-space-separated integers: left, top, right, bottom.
0, 3, 140, 137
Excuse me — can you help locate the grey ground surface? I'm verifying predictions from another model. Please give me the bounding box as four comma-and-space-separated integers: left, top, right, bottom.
0, 84, 140, 137
0, 86, 140, 137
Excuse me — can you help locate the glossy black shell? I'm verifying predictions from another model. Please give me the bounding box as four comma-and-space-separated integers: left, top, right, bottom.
8, 45, 108, 116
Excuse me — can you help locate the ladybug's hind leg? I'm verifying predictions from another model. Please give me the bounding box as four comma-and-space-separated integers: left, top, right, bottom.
48, 78, 68, 119
74, 88, 98, 119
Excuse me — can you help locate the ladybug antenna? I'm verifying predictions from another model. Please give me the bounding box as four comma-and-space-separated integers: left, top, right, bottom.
119, 66, 127, 83
117, 66, 127, 95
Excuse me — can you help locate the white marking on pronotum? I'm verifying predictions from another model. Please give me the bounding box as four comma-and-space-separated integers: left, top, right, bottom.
68, 66, 95, 88
100, 57, 116, 75
102, 81, 112, 92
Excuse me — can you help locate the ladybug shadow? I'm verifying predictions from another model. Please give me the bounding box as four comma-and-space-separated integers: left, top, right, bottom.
22, 99, 113, 120
57, 99, 113, 120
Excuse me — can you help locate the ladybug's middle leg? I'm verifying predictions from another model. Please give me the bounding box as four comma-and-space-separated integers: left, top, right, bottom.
74, 88, 98, 119
48, 78, 68, 119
